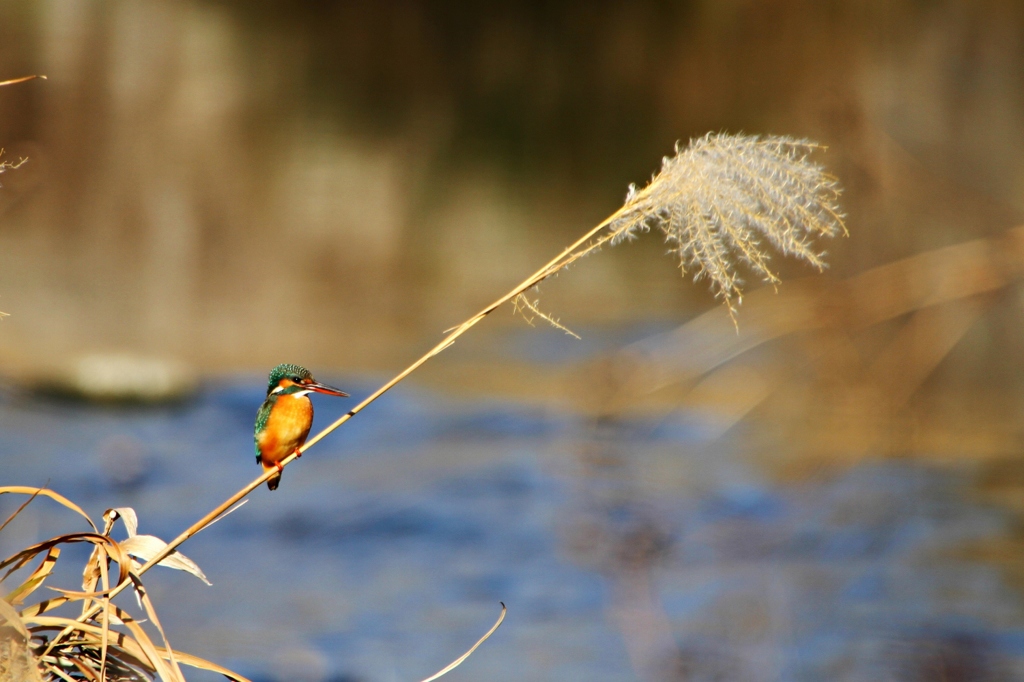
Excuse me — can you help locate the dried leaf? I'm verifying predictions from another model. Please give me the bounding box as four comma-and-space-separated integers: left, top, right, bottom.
105, 507, 139, 537
120, 535, 211, 585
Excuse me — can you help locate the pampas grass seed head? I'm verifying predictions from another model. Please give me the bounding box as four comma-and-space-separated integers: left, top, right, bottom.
610, 133, 845, 311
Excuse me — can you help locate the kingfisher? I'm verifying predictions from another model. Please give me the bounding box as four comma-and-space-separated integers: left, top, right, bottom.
255, 363, 349, 490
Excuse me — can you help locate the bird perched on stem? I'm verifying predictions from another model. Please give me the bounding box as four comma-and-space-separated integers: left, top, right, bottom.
255, 363, 348, 490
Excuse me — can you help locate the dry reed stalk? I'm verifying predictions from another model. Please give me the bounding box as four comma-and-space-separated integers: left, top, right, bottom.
65, 132, 844, 616
0, 75, 45, 88
0, 74, 43, 321
7, 132, 842, 679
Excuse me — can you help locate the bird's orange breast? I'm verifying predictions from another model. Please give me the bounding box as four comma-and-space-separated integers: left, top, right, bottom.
257, 394, 314, 466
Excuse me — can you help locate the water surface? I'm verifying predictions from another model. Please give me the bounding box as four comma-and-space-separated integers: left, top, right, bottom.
1, 376, 1022, 681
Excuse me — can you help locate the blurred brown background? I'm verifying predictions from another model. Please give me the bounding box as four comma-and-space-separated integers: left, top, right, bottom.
1, 0, 1022, 381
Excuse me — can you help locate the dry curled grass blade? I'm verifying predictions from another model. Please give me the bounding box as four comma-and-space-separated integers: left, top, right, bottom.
19, 594, 71, 618
3, 546, 59, 605
131, 574, 185, 681
28, 616, 140, 651
81, 544, 102, 614
419, 603, 506, 682
97, 545, 111, 682
109, 602, 180, 682
1, 533, 128, 588
0, 485, 44, 535
153, 649, 253, 682
4, 531, 134, 666
0, 486, 98, 532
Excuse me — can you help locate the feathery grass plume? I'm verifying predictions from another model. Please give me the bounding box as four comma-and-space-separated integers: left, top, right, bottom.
608, 133, 845, 313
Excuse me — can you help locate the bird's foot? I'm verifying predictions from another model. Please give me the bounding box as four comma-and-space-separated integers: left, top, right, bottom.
274, 461, 284, 472
294, 449, 302, 458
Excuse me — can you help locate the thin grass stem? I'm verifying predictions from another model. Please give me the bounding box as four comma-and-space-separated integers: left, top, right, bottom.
59, 133, 842, 643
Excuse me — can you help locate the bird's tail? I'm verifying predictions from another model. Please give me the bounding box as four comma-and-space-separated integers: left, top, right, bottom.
262, 462, 282, 491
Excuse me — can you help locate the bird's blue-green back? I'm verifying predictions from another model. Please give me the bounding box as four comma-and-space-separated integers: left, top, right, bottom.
254, 394, 276, 462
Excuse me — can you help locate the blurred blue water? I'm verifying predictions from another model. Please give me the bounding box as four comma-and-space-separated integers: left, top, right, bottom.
1, 376, 1023, 681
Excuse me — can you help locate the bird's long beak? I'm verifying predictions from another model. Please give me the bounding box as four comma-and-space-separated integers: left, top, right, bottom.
306, 381, 349, 397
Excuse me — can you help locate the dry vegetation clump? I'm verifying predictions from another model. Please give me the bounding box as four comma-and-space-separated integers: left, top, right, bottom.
0, 488, 504, 682
0, 487, 241, 682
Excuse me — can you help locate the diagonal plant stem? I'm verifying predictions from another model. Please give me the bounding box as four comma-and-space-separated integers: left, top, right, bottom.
59, 201, 633, 632
0, 74, 45, 87
61, 132, 845, 639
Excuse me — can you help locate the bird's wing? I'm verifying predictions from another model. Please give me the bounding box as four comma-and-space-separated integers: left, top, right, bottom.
254, 396, 275, 463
